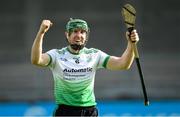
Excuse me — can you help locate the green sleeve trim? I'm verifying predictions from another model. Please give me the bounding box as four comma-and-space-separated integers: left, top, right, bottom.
46, 53, 52, 66
102, 55, 110, 68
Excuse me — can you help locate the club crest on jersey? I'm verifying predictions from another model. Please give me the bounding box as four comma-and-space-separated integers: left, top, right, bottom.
73, 57, 80, 64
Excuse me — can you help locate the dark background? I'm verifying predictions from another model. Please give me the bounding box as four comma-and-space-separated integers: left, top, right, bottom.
0, 0, 179, 102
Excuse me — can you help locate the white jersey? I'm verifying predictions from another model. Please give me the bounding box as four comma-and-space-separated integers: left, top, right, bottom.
47, 47, 110, 106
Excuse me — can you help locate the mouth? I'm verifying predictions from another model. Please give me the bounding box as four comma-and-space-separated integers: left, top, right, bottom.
74, 41, 83, 45
75, 40, 81, 42
70, 43, 85, 51
72, 37, 85, 45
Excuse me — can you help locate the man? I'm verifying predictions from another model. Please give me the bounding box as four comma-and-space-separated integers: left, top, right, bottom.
31, 18, 139, 116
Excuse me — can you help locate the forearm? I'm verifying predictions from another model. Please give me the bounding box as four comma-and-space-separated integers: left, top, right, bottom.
106, 41, 135, 70
106, 30, 139, 70
120, 41, 135, 69
31, 31, 45, 64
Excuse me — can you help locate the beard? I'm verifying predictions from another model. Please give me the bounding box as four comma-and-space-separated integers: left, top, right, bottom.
67, 35, 88, 51
70, 44, 85, 51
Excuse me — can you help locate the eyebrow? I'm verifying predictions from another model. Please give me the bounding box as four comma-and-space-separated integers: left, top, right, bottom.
73, 29, 87, 33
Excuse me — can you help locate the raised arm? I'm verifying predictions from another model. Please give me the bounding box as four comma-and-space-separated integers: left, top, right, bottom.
106, 30, 139, 70
31, 20, 53, 67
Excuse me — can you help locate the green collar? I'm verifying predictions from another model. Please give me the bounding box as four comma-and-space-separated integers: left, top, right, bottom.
66, 46, 84, 55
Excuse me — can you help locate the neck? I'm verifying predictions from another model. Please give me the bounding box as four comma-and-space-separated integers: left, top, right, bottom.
68, 46, 80, 54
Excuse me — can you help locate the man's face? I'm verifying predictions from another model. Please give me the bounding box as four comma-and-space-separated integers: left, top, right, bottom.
66, 28, 87, 46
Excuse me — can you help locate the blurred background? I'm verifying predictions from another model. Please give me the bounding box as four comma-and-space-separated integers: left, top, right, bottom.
0, 0, 180, 116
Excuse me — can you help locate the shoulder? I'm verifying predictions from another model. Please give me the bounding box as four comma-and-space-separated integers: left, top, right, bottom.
48, 47, 67, 55
83, 47, 100, 54
56, 47, 67, 55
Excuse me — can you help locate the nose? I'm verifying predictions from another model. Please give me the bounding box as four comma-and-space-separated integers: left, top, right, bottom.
75, 31, 82, 38
76, 30, 82, 35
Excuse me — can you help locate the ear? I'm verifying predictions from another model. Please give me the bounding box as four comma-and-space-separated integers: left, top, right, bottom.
65, 32, 71, 43
65, 32, 69, 39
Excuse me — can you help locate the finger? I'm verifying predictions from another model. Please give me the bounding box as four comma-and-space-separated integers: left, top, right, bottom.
45, 21, 52, 28
126, 31, 130, 35
131, 35, 139, 42
130, 34, 135, 38
50, 22, 53, 27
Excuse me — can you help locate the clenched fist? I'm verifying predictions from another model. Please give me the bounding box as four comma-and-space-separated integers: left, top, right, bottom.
39, 20, 53, 34
126, 29, 139, 44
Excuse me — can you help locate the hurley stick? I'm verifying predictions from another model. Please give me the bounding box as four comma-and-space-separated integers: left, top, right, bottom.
121, 4, 149, 106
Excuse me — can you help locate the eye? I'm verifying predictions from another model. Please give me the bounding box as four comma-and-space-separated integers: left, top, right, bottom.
80, 30, 86, 34
73, 30, 78, 33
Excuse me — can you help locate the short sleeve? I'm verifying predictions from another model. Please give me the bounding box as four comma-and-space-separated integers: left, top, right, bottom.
46, 49, 57, 68
97, 50, 110, 69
